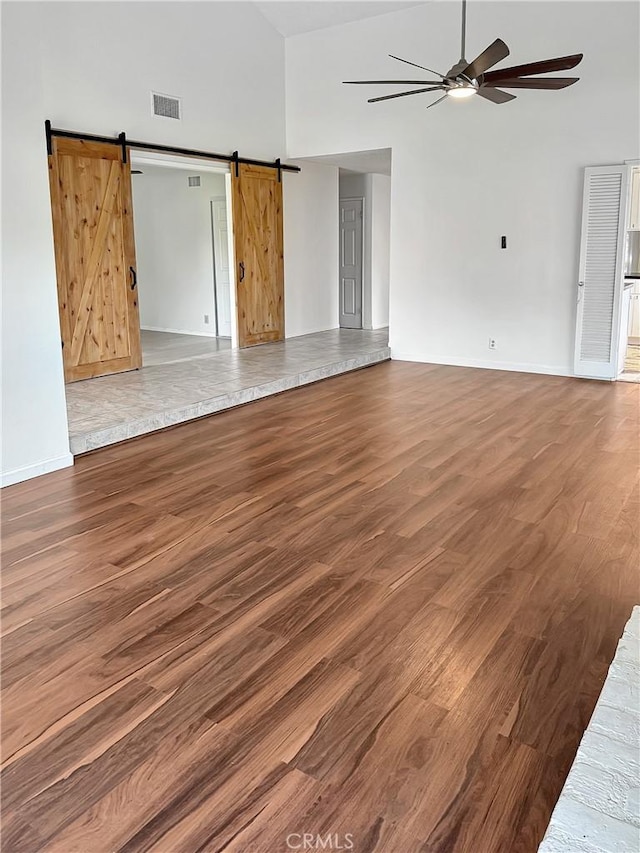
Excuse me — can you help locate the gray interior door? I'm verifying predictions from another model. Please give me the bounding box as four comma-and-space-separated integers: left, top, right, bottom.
339, 198, 363, 329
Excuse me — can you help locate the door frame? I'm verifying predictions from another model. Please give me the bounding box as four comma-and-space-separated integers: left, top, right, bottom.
574, 164, 632, 380
210, 194, 232, 339
128, 150, 238, 349
616, 159, 640, 376
339, 196, 364, 330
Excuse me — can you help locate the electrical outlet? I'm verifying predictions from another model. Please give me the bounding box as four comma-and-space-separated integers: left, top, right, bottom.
488, 337, 497, 350
204, 314, 210, 324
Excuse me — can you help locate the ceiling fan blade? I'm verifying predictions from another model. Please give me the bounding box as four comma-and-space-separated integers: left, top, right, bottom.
426, 94, 449, 110
462, 38, 510, 80
477, 86, 516, 104
368, 86, 444, 103
483, 53, 583, 82
486, 77, 579, 90
389, 54, 445, 78
344, 80, 444, 86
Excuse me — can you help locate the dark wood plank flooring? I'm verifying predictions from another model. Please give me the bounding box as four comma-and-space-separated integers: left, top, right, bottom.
1, 361, 638, 852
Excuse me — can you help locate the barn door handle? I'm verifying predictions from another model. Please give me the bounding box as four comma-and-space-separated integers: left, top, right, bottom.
129, 266, 137, 290
239, 261, 245, 282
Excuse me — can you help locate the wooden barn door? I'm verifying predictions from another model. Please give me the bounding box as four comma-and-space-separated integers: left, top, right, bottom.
230, 163, 284, 347
48, 137, 142, 382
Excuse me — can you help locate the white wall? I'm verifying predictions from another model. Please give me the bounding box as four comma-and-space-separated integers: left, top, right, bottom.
131, 165, 226, 336
368, 173, 391, 330
2, 1, 337, 485
1, 3, 73, 486
287, 1, 640, 374
40, 2, 286, 156
284, 160, 340, 337
339, 171, 390, 329
339, 173, 367, 198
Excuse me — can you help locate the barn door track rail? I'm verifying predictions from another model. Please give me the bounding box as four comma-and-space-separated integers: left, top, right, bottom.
44, 121, 301, 175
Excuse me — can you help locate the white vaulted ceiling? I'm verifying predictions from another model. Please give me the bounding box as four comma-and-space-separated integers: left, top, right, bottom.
254, 1, 427, 38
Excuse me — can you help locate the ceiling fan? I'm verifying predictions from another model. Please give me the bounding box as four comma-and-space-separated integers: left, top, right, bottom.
343, 0, 583, 109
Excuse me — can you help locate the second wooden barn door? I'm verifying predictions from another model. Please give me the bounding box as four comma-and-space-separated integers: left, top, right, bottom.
48, 137, 142, 382
230, 164, 284, 347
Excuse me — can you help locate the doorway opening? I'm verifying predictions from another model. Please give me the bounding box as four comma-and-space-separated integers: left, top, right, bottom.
337, 154, 391, 333
129, 152, 235, 366
575, 161, 640, 381
618, 280, 640, 381
618, 165, 640, 383
293, 147, 391, 335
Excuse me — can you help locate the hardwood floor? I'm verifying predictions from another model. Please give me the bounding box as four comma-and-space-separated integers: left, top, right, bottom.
1, 361, 638, 853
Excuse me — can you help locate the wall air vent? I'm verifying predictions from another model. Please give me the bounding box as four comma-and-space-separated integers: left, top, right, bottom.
151, 92, 181, 120
188, 176, 201, 187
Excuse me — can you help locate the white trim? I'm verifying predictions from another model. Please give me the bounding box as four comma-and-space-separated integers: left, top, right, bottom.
130, 152, 229, 175
141, 325, 220, 338
390, 350, 572, 378
2, 453, 74, 488
286, 324, 340, 339
225, 172, 239, 350
574, 164, 631, 379
210, 194, 232, 339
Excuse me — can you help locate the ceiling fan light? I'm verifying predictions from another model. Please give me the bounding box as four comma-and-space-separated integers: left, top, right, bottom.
447, 85, 476, 98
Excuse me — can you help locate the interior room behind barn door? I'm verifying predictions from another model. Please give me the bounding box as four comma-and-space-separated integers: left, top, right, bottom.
129, 155, 234, 365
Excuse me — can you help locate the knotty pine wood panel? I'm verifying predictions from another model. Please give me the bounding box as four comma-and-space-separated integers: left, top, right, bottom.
48, 137, 141, 382
1, 362, 638, 852
231, 163, 284, 347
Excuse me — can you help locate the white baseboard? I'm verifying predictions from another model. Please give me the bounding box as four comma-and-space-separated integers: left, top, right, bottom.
141, 325, 219, 338
2, 452, 74, 488
390, 350, 572, 378
286, 325, 340, 339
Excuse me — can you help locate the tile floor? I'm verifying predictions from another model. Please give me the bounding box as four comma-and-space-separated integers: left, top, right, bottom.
140, 330, 231, 366
619, 343, 640, 384
65, 328, 390, 454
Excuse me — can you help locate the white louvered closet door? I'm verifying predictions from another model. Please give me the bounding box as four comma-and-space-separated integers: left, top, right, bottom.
574, 165, 630, 379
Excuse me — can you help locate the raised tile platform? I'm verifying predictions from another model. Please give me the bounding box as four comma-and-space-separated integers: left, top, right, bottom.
539, 606, 640, 853
66, 328, 390, 455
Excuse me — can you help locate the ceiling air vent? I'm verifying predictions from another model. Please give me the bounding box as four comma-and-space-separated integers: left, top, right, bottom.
188, 176, 201, 188
152, 92, 181, 120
